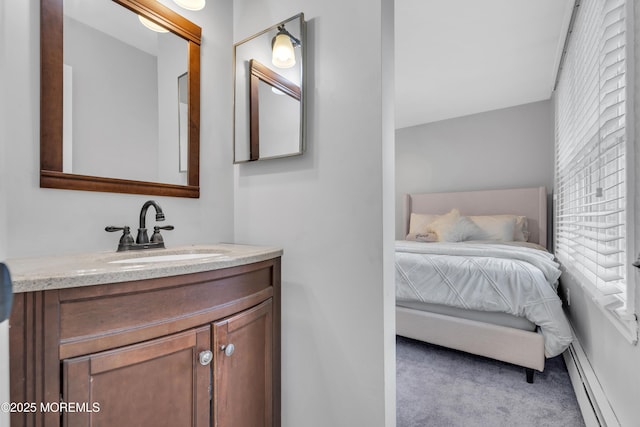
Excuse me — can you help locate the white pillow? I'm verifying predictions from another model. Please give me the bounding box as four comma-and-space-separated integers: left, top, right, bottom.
468, 215, 518, 241
468, 215, 529, 241
427, 209, 484, 242
408, 213, 439, 235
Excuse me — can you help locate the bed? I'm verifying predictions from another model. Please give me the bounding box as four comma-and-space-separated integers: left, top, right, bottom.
395, 187, 572, 382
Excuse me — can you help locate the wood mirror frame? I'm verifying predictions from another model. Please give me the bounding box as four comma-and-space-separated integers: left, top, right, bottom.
249, 60, 302, 161
40, 0, 201, 198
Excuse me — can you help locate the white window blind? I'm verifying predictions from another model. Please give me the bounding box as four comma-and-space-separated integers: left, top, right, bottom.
554, 0, 628, 301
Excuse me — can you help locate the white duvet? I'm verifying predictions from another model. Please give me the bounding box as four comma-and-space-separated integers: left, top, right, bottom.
395, 240, 572, 357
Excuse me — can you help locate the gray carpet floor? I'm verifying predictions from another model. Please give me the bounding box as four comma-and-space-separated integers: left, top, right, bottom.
396, 336, 586, 427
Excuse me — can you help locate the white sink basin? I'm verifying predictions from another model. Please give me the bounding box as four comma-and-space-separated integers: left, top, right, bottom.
109, 252, 224, 264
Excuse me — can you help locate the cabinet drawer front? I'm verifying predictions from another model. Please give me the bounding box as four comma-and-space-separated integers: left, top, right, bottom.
59, 263, 274, 358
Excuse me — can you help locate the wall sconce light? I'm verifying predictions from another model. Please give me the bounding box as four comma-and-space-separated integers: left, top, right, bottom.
172, 0, 206, 11
272, 25, 301, 69
138, 15, 169, 33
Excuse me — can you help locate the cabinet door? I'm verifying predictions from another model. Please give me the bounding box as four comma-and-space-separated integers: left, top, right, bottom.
213, 299, 273, 427
63, 326, 211, 427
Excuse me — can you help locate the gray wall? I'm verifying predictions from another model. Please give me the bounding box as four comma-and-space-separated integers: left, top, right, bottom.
65, 16, 160, 182
157, 30, 188, 185
395, 100, 554, 238
233, 0, 396, 425
0, 0, 9, 420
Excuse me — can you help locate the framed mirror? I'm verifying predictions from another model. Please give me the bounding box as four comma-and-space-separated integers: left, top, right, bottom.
40, 0, 201, 198
234, 13, 305, 163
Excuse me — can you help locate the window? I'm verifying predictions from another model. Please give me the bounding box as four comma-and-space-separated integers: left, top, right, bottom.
554, 0, 636, 341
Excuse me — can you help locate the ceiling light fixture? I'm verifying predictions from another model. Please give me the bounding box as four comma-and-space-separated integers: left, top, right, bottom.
271, 24, 301, 69
172, 0, 206, 11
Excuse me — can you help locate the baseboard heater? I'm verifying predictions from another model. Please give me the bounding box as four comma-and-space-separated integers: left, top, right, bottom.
563, 337, 620, 427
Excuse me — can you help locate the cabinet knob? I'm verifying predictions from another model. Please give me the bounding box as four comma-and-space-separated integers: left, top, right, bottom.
198, 350, 213, 366
220, 343, 235, 357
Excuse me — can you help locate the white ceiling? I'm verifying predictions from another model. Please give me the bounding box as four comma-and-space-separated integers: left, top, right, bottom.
394, 0, 575, 129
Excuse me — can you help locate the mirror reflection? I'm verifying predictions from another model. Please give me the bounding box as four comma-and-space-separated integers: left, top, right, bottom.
178, 71, 189, 172
250, 60, 301, 160
63, 0, 188, 185
234, 13, 305, 163
41, 0, 201, 198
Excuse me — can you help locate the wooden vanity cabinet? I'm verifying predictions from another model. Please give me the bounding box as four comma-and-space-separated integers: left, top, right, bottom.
9, 258, 281, 427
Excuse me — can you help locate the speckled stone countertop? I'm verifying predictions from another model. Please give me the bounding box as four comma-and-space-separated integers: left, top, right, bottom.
6, 244, 283, 293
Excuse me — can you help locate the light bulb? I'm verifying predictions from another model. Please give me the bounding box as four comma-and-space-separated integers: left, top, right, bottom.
272, 34, 296, 68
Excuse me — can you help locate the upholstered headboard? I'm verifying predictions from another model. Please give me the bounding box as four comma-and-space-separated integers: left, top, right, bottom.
403, 187, 547, 247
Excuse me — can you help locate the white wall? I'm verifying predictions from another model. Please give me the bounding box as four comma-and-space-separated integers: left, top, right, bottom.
557, 5, 640, 426
1, 0, 235, 259
559, 273, 640, 427
394, 100, 554, 238
233, 0, 396, 426
0, 0, 11, 421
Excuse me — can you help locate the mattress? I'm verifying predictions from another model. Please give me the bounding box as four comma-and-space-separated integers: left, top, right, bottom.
395, 240, 573, 357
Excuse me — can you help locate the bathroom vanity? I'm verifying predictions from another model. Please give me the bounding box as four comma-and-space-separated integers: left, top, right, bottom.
6, 244, 281, 427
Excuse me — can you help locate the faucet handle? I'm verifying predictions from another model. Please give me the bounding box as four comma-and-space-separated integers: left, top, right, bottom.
151, 225, 174, 244
106, 226, 135, 251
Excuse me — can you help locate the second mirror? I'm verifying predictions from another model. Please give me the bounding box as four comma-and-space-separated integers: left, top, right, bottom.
233, 13, 306, 163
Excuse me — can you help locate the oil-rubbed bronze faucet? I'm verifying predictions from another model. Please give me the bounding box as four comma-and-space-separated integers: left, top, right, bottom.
105, 200, 174, 252
137, 200, 165, 244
